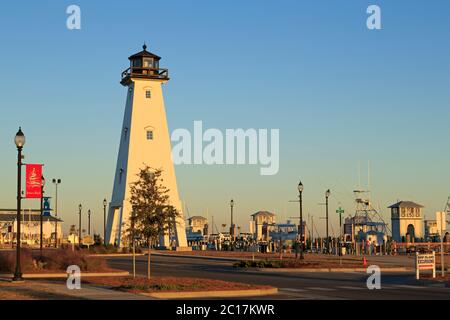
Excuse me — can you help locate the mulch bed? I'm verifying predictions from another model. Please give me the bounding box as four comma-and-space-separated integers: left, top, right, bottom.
0, 267, 121, 275
234, 258, 373, 269
83, 276, 273, 293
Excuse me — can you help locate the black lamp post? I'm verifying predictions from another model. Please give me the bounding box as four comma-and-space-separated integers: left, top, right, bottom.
325, 189, 331, 254
298, 181, 304, 260
52, 178, 61, 248
103, 199, 107, 246
230, 199, 235, 242
88, 209, 91, 235
13, 127, 25, 282
40, 176, 45, 256
78, 204, 82, 248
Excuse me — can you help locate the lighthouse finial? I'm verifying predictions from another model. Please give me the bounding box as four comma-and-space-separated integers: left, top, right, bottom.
143, 43, 147, 51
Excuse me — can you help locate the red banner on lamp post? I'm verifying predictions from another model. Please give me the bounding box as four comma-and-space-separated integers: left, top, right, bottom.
25, 164, 43, 198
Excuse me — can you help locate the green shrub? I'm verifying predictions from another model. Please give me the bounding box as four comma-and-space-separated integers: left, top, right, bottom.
233, 259, 284, 269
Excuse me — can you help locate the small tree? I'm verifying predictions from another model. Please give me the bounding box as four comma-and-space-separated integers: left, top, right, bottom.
128, 166, 180, 279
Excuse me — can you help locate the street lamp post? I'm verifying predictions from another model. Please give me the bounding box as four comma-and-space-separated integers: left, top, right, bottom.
88, 209, 91, 235
103, 199, 107, 246
40, 176, 45, 256
230, 199, 235, 242
13, 127, 25, 282
336, 207, 345, 257
325, 189, 331, 254
298, 181, 304, 260
78, 204, 82, 248
52, 178, 61, 248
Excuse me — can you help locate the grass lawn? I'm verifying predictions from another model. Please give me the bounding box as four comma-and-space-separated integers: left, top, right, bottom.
0, 279, 77, 300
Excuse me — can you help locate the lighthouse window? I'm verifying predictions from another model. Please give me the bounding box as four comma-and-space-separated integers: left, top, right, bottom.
146, 90, 151, 99
143, 58, 153, 68
146, 130, 154, 140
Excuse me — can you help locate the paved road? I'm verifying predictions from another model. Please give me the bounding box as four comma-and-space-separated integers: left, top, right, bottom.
106, 254, 450, 300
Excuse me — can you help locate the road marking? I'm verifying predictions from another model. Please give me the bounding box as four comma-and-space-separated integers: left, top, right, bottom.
279, 288, 308, 293
379, 286, 396, 290
336, 286, 365, 290
306, 287, 336, 291
392, 284, 424, 290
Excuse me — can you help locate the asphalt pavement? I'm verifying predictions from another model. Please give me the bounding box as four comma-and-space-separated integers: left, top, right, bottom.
106, 254, 450, 300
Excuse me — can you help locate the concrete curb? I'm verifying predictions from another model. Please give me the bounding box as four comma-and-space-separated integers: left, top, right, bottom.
88, 254, 145, 257
140, 287, 278, 299
0, 271, 129, 279
151, 252, 244, 262
412, 280, 450, 288
255, 267, 412, 273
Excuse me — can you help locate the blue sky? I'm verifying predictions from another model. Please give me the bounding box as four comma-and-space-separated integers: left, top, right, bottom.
0, 0, 449, 235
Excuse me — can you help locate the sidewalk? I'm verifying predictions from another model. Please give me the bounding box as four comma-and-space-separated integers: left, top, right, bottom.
0, 279, 153, 300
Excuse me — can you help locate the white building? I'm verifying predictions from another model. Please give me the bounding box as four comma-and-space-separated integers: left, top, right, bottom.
0, 209, 62, 247
250, 211, 276, 241
389, 201, 424, 242
187, 216, 208, 235
424, 220, 440, 240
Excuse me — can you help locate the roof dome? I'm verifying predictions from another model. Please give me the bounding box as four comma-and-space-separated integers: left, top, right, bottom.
128, 44, 161, 60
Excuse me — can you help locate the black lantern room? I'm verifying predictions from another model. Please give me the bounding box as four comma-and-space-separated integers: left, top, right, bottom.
121, 44, 169, 85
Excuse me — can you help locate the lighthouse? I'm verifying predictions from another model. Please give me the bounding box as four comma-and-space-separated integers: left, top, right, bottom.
106, 44, 188, 249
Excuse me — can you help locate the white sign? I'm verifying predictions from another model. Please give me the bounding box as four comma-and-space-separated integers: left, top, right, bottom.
416, 251, 436, 279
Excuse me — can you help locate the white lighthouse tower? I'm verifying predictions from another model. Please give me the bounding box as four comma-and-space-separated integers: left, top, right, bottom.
106, 44, 188, 249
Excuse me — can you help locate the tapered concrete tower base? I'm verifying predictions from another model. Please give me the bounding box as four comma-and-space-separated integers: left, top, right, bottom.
106, 45, 188, 249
